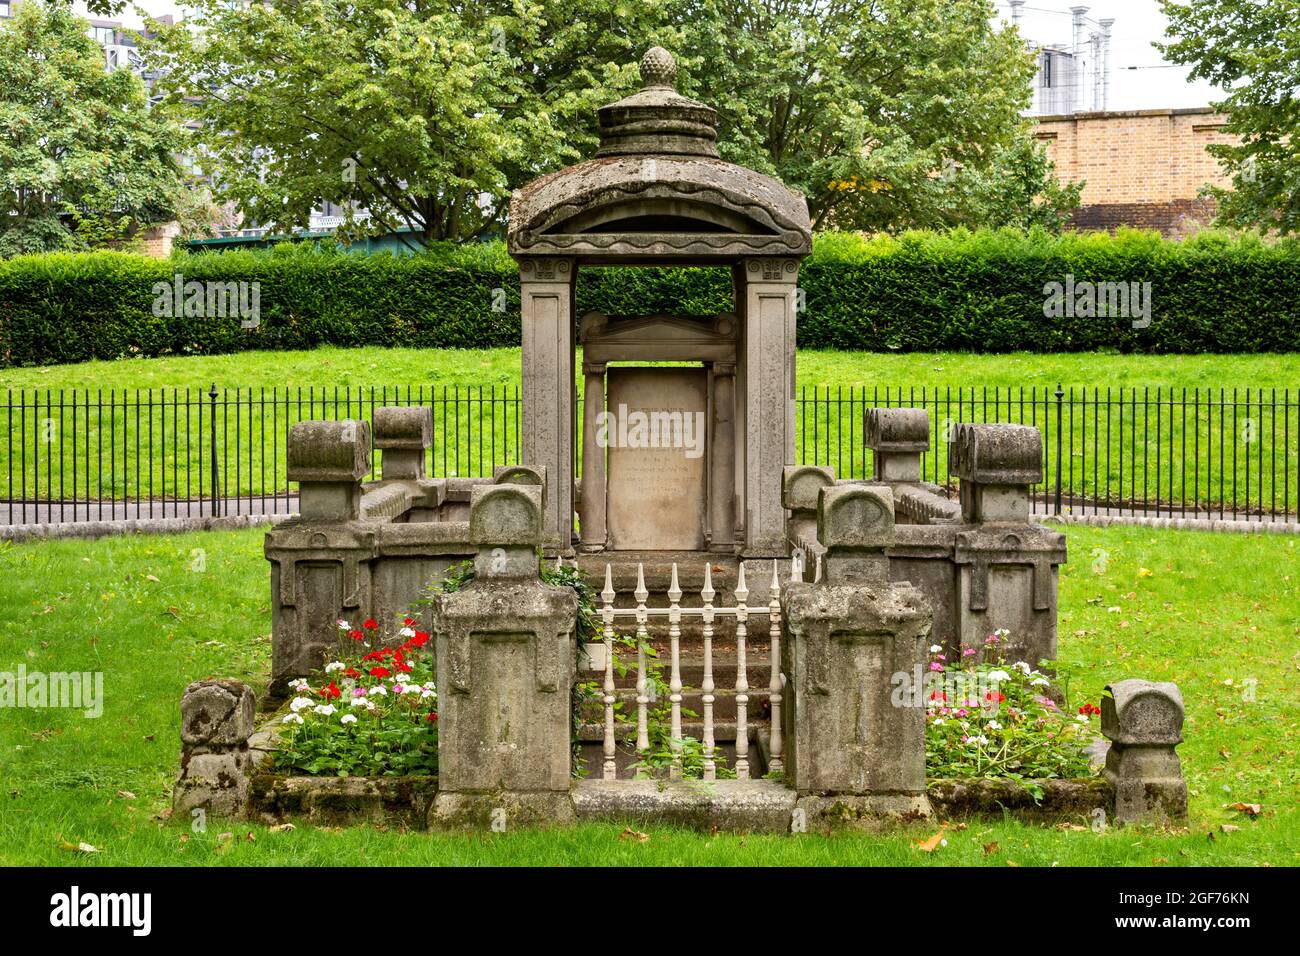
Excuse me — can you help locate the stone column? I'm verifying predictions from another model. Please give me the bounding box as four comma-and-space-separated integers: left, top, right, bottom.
950, 423, 1067, 668
579, 361, 607, 551
782, 485, 933, 823
519, 257, 576, 553
265, 420, 376, 694
865, 407, 930, 484
739, 258, 799, 557
1101, 679, 1188, 825
374, 406, 432, 480
173, 679, 256, 821
709, 361, 737, 551
431, 483, 579, 829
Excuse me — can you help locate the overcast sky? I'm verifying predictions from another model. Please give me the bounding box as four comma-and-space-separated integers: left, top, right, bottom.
94, 0, 1223, 113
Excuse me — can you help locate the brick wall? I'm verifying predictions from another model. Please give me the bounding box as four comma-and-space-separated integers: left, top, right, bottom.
1034, 107, 1238, 237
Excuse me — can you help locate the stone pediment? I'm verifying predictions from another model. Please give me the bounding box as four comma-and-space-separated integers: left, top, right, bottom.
579, 311, 736, 364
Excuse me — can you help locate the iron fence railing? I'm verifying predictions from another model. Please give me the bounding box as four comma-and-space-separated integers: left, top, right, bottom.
3, 383, 1298, 525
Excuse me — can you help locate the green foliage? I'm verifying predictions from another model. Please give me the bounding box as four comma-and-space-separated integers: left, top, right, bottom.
682, 0, 1078, 232
1160, 0, 1300, 234
272, 617, 439, 777
4, 229, 1300, 366
923, 632, 1096, 799
0, 1, 185, 258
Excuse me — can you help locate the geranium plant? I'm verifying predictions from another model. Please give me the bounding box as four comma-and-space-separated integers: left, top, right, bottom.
273, 616, 439, 777
925, 629, 1099, 797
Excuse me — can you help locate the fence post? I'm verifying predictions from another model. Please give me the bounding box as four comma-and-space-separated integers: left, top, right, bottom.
208, 384, 220, 517
1053, 383, 1064, 515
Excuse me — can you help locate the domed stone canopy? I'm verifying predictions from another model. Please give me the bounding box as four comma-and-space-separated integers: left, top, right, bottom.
508, 49, 812, 263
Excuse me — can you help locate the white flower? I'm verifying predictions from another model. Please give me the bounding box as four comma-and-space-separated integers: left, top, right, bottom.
349, 697, 370, 708
399, 627, 416, 639
325, 661, 345, 673
422, 681, 436, 691
395, 673, 411, 684
340, 714, 358, 725
1075, 714, 1089, 723
289, 696, 315, 713
975, 735, 989, 746
336, 619, 351, 631
313, 704, 336, 716
288, 678, 310, 692
987, 670, 1011, 683
929, 644, 942, 654
986, 720, 1002, 731
420, 689, 436, 700
281, 713, 304, 725
365, 700, 376, 712
1030, 677, 1051, 687
369, 685, 387, 697
1012, 661, 1031, 675
932, 717, 946, 725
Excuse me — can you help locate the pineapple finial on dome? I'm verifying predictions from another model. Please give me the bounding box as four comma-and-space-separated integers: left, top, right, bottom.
640, 47, 677, 90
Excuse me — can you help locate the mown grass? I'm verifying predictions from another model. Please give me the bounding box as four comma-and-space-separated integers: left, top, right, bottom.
0, 523, 1295, 866
3, 348, 1299, 512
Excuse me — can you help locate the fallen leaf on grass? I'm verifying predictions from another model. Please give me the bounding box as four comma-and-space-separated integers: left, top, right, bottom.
912, 828, 947, 852
1226, 802, 1263, 817
117, 790, 136, 801
619, 827, 649, 843
269, 823, 296, 833
1220, 824, 1241, 834
982, 842, 999, 856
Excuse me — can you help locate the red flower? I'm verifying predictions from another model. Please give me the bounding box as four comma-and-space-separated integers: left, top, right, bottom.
344, 667, 361, 679
404, 617, 415, 627
1078, 703, 1102, 717
348, 629, 364, 641
425, 712, 439, 723
318, 681, 341, 700
396, 661, 413, 673
369, 666, 391, 679
411, 631, 430, 647
985, 691, 1006, 703
363, 618, 378, 630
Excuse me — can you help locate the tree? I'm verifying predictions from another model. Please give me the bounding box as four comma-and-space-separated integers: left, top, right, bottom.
1160, 0, 1300, 234
146, 0, 1075, 245
677, 0, 1077, 232
145, 0, 676, 247
0, 0, 185, 257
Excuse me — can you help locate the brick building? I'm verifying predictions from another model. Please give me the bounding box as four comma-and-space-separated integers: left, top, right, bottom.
1035, 107, 1238, 236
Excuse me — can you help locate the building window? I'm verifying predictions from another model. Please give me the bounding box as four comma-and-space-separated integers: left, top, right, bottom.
90, 25, 116, 45
1042, 52, 1053, 89
0, 1, 12, 18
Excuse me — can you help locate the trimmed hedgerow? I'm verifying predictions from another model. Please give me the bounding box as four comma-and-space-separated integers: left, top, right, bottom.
1, 228, 1297, 367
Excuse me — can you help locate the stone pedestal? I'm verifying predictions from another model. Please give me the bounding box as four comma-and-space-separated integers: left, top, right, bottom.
781, 485, 933, 823
173, 679, 256, 820
1102, 679, 1188, 825
374, 406, 432, 480
951, 423, 1066, 667
865, 407, 929, 483
431, 483, 579, 829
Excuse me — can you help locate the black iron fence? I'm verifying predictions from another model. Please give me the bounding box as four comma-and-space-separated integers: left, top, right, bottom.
3, 383, 1298, 525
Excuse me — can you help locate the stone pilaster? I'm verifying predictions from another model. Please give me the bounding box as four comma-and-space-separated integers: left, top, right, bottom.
1102, 679, 1188, 825
782, 485, 933, 824
740, 257, 799, 557
709, 361, 737, 551
579, 362, 607, 551
431, 483, 579, 829
519, 257, 576, 553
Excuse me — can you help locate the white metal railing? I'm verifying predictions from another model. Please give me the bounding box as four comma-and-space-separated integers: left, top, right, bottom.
593, 560, 789, 782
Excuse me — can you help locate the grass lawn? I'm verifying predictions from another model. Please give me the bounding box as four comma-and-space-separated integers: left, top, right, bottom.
4, 348, 1300, 512
0, 522, 1295, 866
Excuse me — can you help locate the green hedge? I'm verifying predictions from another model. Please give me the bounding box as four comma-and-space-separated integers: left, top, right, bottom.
2, 228, 1298, 367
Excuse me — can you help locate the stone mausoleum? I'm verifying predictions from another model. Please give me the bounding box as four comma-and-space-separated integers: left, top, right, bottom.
235, 50, 1188, 831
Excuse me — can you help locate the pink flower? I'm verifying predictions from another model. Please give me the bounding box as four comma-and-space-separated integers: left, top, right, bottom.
929, 662, 944, 672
